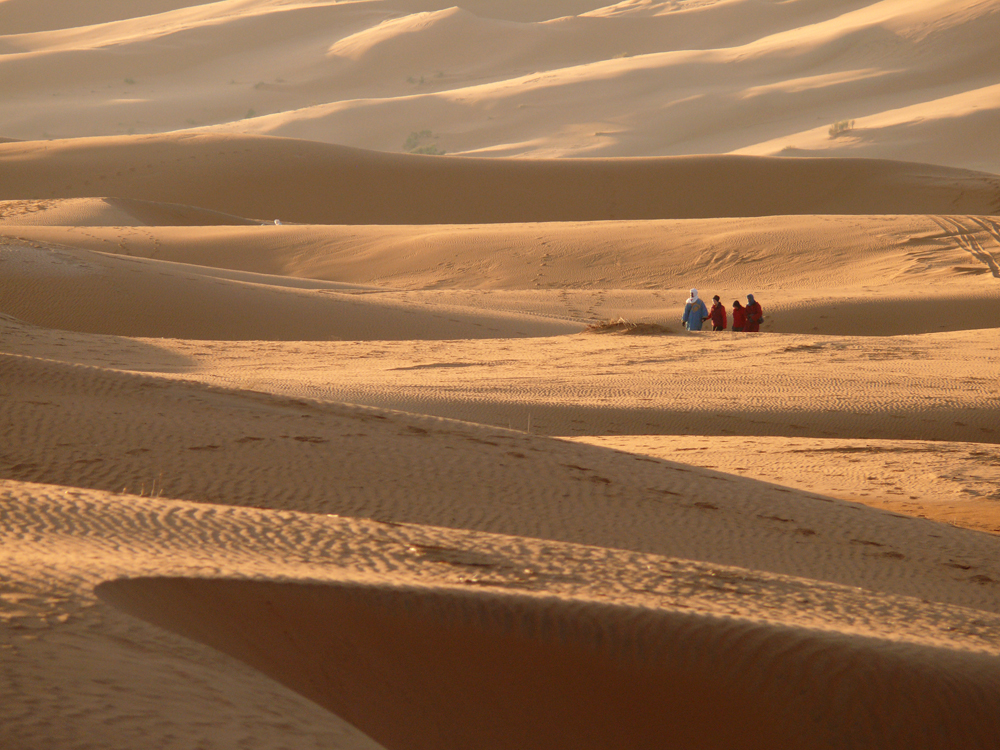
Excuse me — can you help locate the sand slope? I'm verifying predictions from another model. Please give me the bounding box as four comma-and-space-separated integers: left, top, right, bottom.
3, 477, 998, 750
99, 575, 1000, 750
0, 237, 579, 340
2, 0, 999, 171
4, 348, 1000, 607
6, 212, 1000, 337
3, 2, 1000, 748
0, 196, 257, 226
2, 134, 999, 224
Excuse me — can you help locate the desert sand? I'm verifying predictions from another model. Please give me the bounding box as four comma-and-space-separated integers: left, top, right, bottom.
2, 1, 1000, 749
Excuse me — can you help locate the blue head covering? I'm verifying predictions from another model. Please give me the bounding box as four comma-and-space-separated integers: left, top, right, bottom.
747, 294, 755, 304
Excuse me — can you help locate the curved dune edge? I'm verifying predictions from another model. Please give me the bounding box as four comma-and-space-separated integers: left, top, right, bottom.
3, 0, 998, 172
2, 134, 998, 224
8, 214, 1000, 288
5, 212, 999, 338
573, 435, 1000, 536
97, 577, 1000, 750
5, 476, 999, 750
2, 4, 998, 750
0, 239, 582, 340
0, 197, 257, 227
5, 348, 1000, 612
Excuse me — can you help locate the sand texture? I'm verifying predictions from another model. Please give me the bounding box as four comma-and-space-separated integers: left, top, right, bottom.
3, 1, 1000, 749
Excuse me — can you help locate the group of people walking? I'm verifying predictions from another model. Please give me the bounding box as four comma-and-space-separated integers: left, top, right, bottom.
682, 289, 763, 332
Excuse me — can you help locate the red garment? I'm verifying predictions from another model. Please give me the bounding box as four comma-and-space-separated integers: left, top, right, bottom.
732, 306, 747, 331
745, 301, 763, 332
708, 302, 727, 330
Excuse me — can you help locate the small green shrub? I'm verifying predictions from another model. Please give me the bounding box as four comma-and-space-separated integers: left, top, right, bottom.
403, 130, 445, 154
828, 119, 855, 138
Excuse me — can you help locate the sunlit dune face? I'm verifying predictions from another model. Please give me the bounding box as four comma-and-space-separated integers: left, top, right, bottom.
2, 2, 999, 749
0, 0, 998, 171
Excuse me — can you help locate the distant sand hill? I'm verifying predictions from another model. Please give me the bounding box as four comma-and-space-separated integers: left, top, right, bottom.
2, 2, 1000, 750
2, 0, 999, 173
2, 134, 999, 223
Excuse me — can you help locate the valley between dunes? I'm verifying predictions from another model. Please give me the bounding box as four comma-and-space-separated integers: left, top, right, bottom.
2, 1, 1000, 749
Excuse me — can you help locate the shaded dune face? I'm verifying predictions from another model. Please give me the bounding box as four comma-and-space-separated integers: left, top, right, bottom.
2, 135, 999, 224
97, 577, 1000, 750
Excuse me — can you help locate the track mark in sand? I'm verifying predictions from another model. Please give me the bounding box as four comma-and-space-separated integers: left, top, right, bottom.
851, 539, 885, 548
464, 437, 498, 446
968, 574, 998, 585
931, 215, 1000, 278
945, 561, 976, 571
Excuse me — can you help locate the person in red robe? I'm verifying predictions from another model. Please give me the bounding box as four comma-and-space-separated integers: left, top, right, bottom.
732, 300, 747, 331
744, 294, 764, 332
708, 295, 727, 331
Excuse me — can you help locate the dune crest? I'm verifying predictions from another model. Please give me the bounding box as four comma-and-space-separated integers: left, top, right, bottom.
3, 2, 1000, 749
2, 134, 998, 224
98, 576, 1000, 750
3, 0, 998, 169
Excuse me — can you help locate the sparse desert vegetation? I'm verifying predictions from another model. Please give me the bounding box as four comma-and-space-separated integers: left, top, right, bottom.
403, 129, 445, 154
828, 119, 856, 138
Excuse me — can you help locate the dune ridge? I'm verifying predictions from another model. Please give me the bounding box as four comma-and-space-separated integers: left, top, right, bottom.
2, 134, 998, 224
3, 0, 999, 171
97, 576, 1000, 750
5, 211, 999, 338
5, 476, 1000, 749
4, 349, 1000, 612
3, 1, 1000, 748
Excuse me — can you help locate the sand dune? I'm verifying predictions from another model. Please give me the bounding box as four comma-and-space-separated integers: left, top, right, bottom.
7, 213, 1000, 287
4, 172, 1000, 750
2, 134, 999, 225
98, 576, 1000, 750
4, 344, 1000, 605
575, 435, 1000, 535
3, 0, 999, 171
0, 196, 257, 226
4, 477, 997, 750
3, 1, 1000, 749
0, 237, 578, 339
5, 208, 998, 363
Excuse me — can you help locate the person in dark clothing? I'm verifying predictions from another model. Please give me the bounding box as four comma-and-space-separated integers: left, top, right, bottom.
732, 300, 746, 331
745, 293, 764, 332
708, 295, 727, 331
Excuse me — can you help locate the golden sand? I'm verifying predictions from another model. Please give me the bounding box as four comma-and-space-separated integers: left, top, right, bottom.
2, 2, 1000, 748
